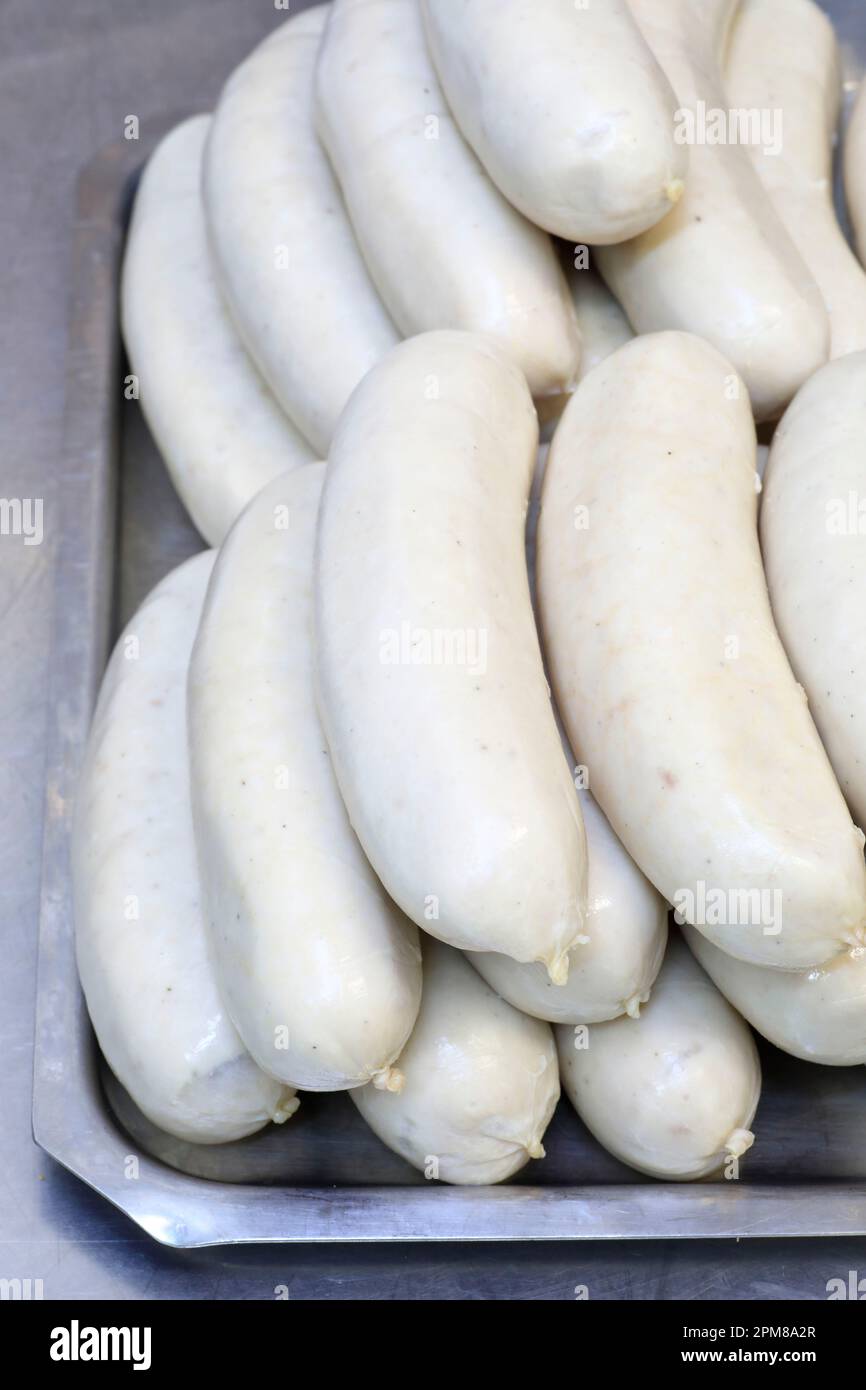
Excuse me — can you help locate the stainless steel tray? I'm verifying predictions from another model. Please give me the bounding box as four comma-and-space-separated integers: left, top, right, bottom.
34, 47, 866, 1245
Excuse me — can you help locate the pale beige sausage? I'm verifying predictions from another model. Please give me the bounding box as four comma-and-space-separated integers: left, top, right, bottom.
538, 330, 866, 970
188, 466, 422, 1093
203, 6, 398, 454
420, 0, 687, 244
73, 553, 297, 1143
471, 786, 667, 1024
315, 0, 581, 399
353, 939, 560, 1185
597, 0, 829, 421
726, 0, 866, 359
557, 936, 761, 1180
685, 924, 866, 1067
844, 78, 866, 266
121, 117, 314, 545
315, 331, 588, 980
760, 351, 866, 830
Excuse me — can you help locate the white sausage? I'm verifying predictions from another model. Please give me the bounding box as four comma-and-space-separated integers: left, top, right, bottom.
538, 331, 866, 969
597, 0, 829, 422
570, 270, 634, 383
420, 0, 687, 245
73, 552, 297, 1143
760, 351, 866, 829
188, 465, 422, 1092
535, 269, 633, 440
120, 116, 314, 546
202, 6, 399, 454
505, 439, 666, 1022
725, 0, 866, 360
557, 935, 760, 1180
471, 788, 668, 1024
844, 79, 866, 267
353, 938, 559, 1185
315, 331, 588, 980
685, 925, 866, 1067
314, 0, 581, 399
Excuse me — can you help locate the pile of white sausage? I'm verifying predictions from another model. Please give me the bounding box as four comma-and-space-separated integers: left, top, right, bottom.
74, 0, 866, 1187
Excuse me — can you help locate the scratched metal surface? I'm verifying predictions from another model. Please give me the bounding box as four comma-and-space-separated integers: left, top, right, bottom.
8, 0, 866, 1295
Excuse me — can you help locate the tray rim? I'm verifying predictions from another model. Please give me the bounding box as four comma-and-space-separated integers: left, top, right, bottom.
31, 119, 866, 1249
